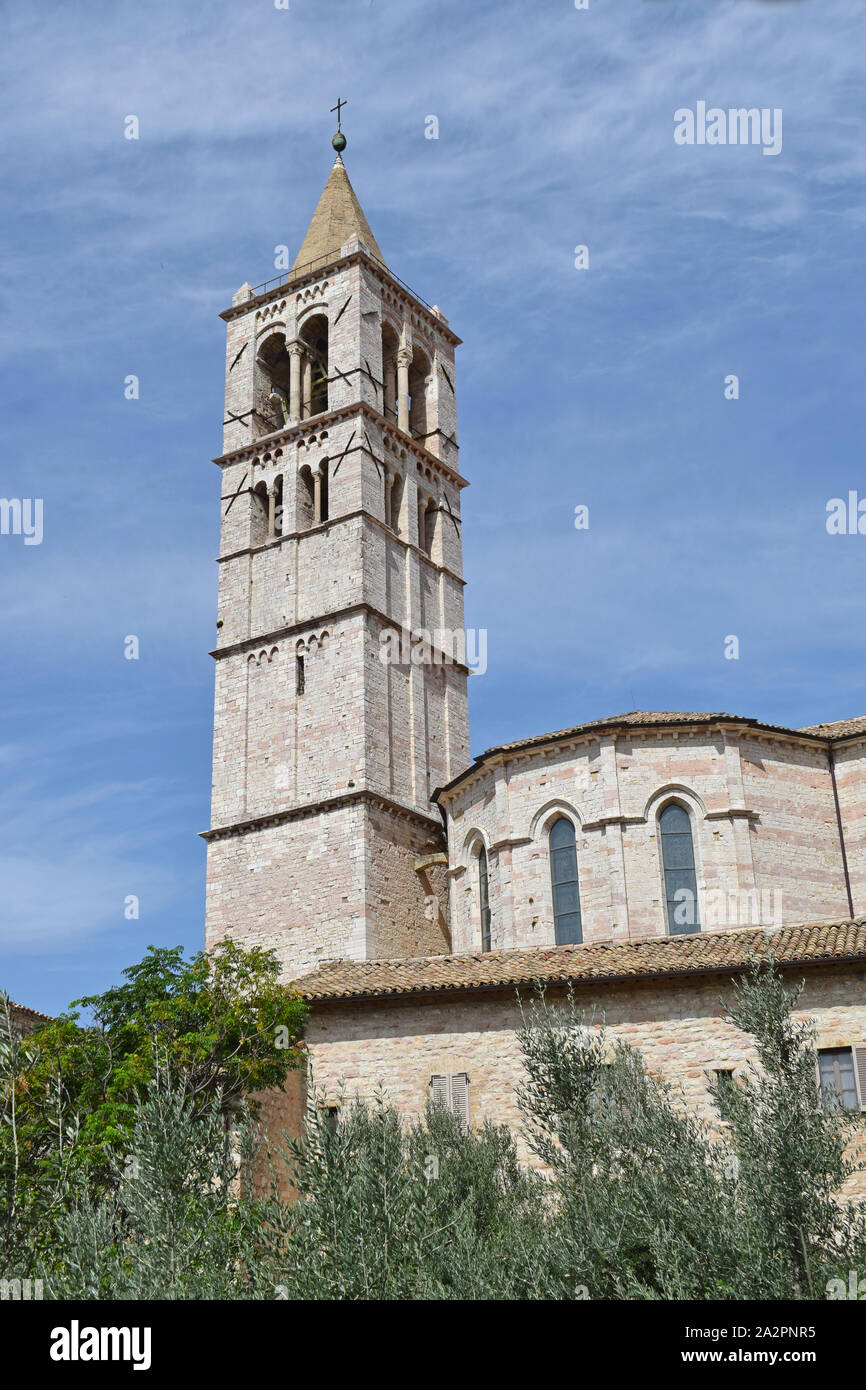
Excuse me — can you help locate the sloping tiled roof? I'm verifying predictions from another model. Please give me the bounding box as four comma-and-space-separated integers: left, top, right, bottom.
492, 710, 743, 754
799, 716, 866, 738
7, 999, 53, 1021
5, 999, 54, 1034
434, 709, 866, 799
296, 919, 866, 1003
291, 155, 386, 273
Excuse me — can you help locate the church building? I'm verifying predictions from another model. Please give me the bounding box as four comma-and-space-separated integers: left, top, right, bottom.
203, 128, 866, 1162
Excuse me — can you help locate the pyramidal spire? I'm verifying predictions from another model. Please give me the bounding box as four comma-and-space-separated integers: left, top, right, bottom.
291, 153, 386, 274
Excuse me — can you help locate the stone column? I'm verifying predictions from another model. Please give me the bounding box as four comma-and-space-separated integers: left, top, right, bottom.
267, 486, 277, 540
417, 494, 429, 553
302, 356, 313, 420
383, 358, 397, 421
397, 348, 412, 433
288, 345, 302, 422
384, 469, 394, 528
312, 465, 323, 526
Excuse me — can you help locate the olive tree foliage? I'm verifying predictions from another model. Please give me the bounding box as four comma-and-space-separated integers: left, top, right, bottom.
0, 941, 306, 1274
40, 1080, 271, 1301
263, 1085, 548, 1300
4, 958, 866, 1301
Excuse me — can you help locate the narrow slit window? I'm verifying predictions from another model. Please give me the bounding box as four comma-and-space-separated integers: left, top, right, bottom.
296, 653, 305, 695
660, 803, 700, 935
478, 846, 491, 953
549, 817, 582, 945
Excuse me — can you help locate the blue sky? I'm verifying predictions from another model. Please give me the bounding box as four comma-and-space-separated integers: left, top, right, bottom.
2, 0, 865, 1016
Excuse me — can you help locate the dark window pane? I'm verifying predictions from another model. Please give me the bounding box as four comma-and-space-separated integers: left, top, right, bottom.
478, 847, 491, 953
660, 804, 700, 934
661, 833, 695, 869
551, 846, 578, 883
549, 818, 582, 945
553, 881, 581, 915
550, 817, 576, 851
664, 868, 699, 898
660, 803, 691, 834
555, 912, 582, 945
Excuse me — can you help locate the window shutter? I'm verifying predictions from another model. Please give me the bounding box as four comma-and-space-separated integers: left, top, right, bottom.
449, 1073, 470, 1129
430, 1074, 449, 1109
854, 1047, 866, 1112
429, 1073, 470, 1128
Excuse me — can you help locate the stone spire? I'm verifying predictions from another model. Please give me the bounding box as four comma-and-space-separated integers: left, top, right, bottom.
291, 155, 386, 273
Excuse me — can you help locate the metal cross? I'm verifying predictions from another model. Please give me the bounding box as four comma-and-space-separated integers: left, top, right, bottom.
330, 97, 347, 131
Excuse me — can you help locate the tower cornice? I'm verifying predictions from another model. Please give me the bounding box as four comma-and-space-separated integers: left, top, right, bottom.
201, 786, 443, 843
220, 245, 462, 349
214, 509, 467, 590
209, 598, 471, 672
212, 398, 468, 489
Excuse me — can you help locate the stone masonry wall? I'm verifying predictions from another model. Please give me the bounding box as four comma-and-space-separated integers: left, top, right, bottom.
303, 964, 866, 1190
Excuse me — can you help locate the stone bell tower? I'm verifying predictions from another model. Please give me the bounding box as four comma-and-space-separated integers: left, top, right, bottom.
203, 123, 470, 982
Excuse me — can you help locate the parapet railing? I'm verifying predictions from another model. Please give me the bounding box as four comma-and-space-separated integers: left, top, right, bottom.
252, 248, 436, 313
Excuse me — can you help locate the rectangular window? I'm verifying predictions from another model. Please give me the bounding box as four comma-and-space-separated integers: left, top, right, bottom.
323, 1105, 339, 1134
817, 1047, 866, 1113
296, 653, 305, 695
430, 1073, 470, 1128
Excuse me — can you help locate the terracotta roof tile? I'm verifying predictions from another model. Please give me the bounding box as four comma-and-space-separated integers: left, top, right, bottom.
295, 919, 866, 1002
798, 716, 866, 738
491, 710, 740, 753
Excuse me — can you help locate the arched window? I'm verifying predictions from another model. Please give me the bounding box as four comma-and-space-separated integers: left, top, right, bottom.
297, 466, 315, 531
255, 332, 291, 435
317, 460, 329, 524
299, 313, 329, 417
408, 345, 431, 442
549, 817, 582, 945
659, 803, 701, 935
381, 322, 400, 423
251, 481, 269, 547
478, 846, 492, 953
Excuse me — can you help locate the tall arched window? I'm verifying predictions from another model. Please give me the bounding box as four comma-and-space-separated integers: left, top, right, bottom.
478, 846, 492, 953
659, 803, 701, 935
549, 817, 582, 945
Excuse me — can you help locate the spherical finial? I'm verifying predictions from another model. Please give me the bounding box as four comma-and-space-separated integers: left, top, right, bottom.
332, 131, 346, 153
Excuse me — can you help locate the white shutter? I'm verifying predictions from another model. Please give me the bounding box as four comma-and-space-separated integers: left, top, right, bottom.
853, 1047, 866, 1113
449, 1073, 470, 1130
430, 1073, 470, 1128
430, 1074, 449, 1109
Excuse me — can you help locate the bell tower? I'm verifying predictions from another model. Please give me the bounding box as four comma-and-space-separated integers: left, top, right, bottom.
203, 123, 470, 981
